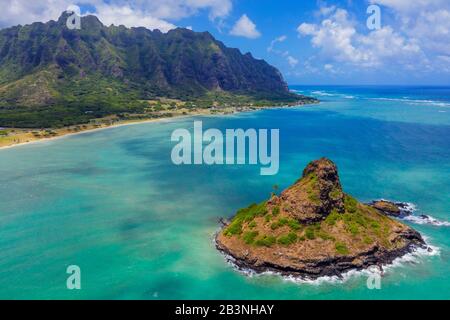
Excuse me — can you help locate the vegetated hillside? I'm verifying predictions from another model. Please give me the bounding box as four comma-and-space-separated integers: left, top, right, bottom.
0, 12, 308, 128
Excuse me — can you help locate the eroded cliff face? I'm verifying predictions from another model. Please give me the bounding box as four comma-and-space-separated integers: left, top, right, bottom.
277, 158, 345, 223
216, 158, 426, 279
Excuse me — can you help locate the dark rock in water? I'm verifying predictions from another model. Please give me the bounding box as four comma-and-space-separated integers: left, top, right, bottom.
216, 158, 426, 280
218, 217, 229, 227
370, 203, 450, 227
370, 200, 401, 216
369, 200, 414, 218
410, 214, 450, 227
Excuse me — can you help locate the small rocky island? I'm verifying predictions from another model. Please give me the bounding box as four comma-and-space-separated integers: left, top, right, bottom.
216, 158, 426, 279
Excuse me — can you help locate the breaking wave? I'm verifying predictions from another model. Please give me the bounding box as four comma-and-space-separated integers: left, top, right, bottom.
404, 215, 450, 227
377, 199, 450, 227
369, 97, 450, 108
218, 240, 439, 286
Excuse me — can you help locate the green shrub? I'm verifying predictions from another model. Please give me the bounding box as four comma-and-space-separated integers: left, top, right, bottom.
335, 242, 349, 255
305, 227, 316, 240
224, 220, 243, 236
370, 221, 380, 230
308, 193, 320, 204
271, 222, 280, 230
278, 232, 298, 246
255, 235, 276, 247
344, 195, 358, 213
287, 219, 301, 231
270, 217, 297, 230
329, 188, 342, 199
248, 221, 257, 229
272, 206, 280, 216
243, 231, 259, 245
325, 209, 341, 226
317, 230, 335, 241
346, 221, 359, 235
363, 236, 373, 245
224, 202, 267, 236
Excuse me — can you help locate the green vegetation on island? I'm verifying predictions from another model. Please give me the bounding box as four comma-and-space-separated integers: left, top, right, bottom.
217, 158, 426, 279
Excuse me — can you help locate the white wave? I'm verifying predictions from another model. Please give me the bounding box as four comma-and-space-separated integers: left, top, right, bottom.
311, 91, 336, 97
369, 97, 450, 107
376, 200, 450, 227
408, 101, 450, 107
309, 91, 358, 100
281, 244, 438, 285
404, 215, 450, 227
219, 239, 439, 286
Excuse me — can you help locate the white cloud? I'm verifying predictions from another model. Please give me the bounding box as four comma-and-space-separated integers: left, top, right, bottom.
0, 0, 73, 27
267, 35, 299, 68
0, 0, 233, 31
268, 35, 287, 52
297, 7, 425, 69
287, 56, 299, 67
318, 5, 337, 16
371, 0, 450, 56
92, 4, 176, 32
370, 0, 445, 12
126, 0, 232, 21
230, 14, 261, 39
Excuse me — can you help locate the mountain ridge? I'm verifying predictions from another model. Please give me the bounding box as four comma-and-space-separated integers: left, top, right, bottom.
0, 12, 313, 128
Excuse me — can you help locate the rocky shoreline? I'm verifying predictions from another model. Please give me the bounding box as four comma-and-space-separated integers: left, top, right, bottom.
368, 200, 416, 218
369, 200, 450, 227
215, 226, 426, 280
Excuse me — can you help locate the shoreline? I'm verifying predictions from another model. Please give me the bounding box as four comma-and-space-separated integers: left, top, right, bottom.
215, 233, 428, 280
0, 115, 188, 151
0, 101, 319, 151
214, 231, 438, 284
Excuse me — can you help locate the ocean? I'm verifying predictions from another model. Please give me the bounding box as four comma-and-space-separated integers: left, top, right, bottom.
0, 86, 449, 299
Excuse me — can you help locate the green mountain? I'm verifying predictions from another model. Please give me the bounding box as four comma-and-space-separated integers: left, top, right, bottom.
0, 12, 309, 128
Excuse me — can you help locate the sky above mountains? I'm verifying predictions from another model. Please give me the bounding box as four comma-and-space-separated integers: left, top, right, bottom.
1, 0, 450, 85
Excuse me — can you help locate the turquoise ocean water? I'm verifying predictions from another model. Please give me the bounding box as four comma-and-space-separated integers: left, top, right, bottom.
0, 86, 449, 299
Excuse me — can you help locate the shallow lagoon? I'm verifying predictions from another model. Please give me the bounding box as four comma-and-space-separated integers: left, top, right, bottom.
0, 86, 449, 299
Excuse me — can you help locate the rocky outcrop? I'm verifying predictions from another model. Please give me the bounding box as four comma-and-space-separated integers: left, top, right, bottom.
279, 158, 345, 223
370, 200, 402, 216
369, 200, 414, 218
216, 158, 426, 279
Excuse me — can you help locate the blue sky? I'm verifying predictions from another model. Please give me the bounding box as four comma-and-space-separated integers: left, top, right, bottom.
1, 0, 450, 85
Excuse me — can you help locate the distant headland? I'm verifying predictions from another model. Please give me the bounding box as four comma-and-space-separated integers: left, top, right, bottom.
0, 12, 318, 148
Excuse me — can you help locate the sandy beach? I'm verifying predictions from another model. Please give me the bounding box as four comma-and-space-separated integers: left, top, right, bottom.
0, 107, 233, 150
0, 104, 308, 150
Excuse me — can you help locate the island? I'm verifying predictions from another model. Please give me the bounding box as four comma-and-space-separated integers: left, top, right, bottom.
216, 158, 426, 279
